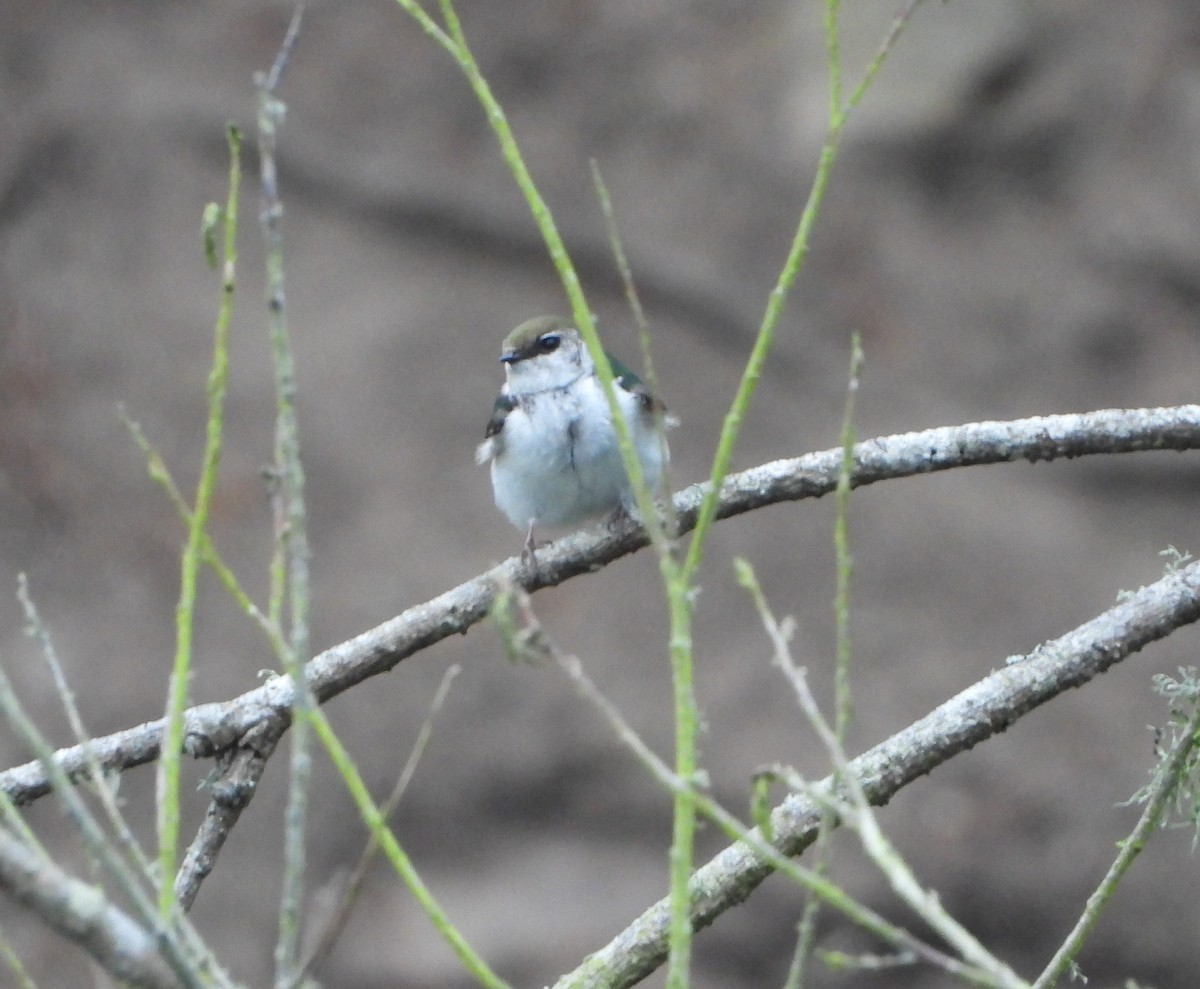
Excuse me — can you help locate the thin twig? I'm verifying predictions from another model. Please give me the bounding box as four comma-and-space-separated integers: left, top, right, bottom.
831, 334, 862, 739
785, 335, 864, 986
588, 159, 676, 550
1030, 688, 1200, 989
397, 0, 664, 567
16, 577, 238, 976
19, 576, 157, 883
119, 409, 287, 657
680, 0, 925, 585
0, 926, 38, 989
308, 704, 512, 989
251, 7, 312, 988
551, 558, 1200, 989
297, 664, 459, 980
746, 585, 1023, 987
545, 627, 1003, 989
586, 161, 696, 989
156, 121, 242, 921
0, 658, 222, 989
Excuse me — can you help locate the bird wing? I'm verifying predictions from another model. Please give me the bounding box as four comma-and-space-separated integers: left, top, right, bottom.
475, 392, 518, 464
606, 352, 677, 423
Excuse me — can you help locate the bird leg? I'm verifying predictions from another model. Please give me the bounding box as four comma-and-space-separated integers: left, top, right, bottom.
521, 519, 539, 566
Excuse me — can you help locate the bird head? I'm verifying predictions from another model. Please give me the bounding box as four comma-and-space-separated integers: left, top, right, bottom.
499, 316, 593, 394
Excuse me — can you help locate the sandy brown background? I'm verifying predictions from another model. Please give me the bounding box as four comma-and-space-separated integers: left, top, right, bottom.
2, 1, 1200, 987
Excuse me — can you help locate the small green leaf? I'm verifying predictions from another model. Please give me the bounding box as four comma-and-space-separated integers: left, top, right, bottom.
201, 202, 222, 269
733, 557, 757, 592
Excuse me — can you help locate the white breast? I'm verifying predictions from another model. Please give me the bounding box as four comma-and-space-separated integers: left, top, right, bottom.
488, 376, 663, 529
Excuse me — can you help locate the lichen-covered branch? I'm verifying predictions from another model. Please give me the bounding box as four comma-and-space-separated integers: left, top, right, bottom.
2, 406, 1197, 807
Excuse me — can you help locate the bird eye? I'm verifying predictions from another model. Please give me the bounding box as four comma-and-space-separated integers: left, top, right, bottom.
539, 333, 562, 352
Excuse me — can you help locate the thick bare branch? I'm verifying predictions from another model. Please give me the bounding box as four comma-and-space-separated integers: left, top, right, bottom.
553, 557, 1200, 989
174, 717, 285, 910
0, 827, 183, 989
2, 406, 1197, 806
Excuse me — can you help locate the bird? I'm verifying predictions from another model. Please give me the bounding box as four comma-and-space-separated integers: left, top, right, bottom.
475, 315, 675, 559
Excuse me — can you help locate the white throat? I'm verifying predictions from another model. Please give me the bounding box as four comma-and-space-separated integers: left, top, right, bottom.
505, 349, 593, 397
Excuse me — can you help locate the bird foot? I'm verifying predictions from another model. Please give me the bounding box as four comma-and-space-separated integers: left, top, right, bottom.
520, 520, 541, 566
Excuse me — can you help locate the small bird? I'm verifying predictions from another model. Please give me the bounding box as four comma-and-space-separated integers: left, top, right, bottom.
475, 315, 675, 558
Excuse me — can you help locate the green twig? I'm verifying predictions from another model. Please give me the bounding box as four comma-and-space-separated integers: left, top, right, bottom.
1031, 681, 1200, 989
661, 586, 698, 989
681, 0, 924, 585
119, 409, 288, 659
157, 121, 241, 921
310, 706, 512, 989
824, 0, 842, 119
0, 654, 216, 989
585, 160, 696, 985
588, 159, 676, 551
394, 0, 660, 540
549, 642, 1004, 989
298, 664, 460, 981
0, 928, 38, 989
781, 334, 864, 988
832, 335, 863, 738
390, 5, 702, 982
739, 566, 1023, 988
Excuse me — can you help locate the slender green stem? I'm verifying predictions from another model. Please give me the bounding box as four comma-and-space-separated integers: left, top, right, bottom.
587, 158, 696, 984
824, 0, 842, 121
785, 334, 863, 989
588, 159, 675, 552
680, 145, 834, 584
298, 664, 460, 981
120, 409, 288, 658
832, 335, 863, 738
0, 927, 37, 989
157, 122, 241, 920
681, 0, 924, 585
1032, 696, 1200, 989
395, 0, 660, 540
552, 648, 1007, 989
390, 6, 702, 983
309, 707, 512, 989
663, 585, 697, 989
846, 1, 926, 116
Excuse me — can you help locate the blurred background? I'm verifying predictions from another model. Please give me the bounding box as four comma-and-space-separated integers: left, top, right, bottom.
2, 1, 1200, 986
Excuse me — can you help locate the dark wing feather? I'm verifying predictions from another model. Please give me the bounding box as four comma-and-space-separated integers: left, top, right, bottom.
484, 393, 518, 439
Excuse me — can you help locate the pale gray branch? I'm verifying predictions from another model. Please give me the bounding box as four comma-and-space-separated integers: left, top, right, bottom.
554, 557, 1200, 989
2, 405, 1197, 807
0, 827, 183, 989
174, 718, 285, 910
